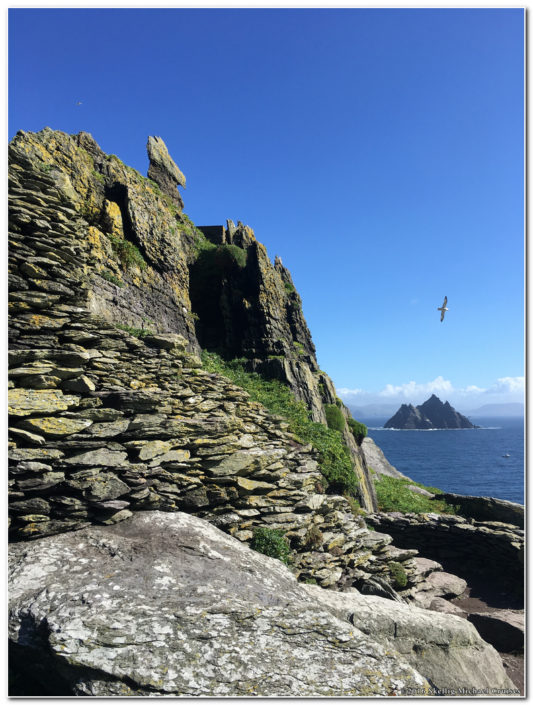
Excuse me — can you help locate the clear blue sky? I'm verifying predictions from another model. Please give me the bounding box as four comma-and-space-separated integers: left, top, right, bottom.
9, 8, 524, 409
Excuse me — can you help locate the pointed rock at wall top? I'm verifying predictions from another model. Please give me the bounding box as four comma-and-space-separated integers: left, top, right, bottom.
147, 136, 186, 210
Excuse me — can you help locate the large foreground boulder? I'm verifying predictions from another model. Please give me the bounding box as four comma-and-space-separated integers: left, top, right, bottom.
304, 585, 516, 694
9, 511, 427, 696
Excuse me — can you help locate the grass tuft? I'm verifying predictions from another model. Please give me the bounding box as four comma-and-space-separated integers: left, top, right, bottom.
347, 417, 367, 444
389, 561, 408, 588
325, 404, 345, 432
115, 323, 154, 338
250, 527, 291, 565
100, 270, 125, 287
106, 233, 147, 270
374, 475, 458, 514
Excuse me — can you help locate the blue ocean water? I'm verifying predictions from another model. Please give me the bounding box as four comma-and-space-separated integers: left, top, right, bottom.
360, 416, 524, 505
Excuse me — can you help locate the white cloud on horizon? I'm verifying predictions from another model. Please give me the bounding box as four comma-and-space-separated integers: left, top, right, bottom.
379, 376, 453, 398
337, 387, 364, 396
338, 375, 524, 408
486, 376, 524, 394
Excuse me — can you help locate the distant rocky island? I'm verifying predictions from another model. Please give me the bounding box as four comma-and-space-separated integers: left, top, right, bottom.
384, 394, 477, 430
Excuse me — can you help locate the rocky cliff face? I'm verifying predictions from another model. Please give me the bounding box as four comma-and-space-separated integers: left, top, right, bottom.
8, 127, 376, 510
384, 395, 476, 430
8, 128, 389, 586
8, 127, 522, 696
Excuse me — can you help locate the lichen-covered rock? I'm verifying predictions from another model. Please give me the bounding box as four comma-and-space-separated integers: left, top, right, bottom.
8, 511, 428, 697
8, 388, 80, 416
9, 127, 198, 345
9, 127, 376, 510
147, 135, 186, 210
303, 585, 516, 693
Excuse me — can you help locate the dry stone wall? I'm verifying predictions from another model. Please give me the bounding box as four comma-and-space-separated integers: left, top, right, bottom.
7, 133, 398, 588
9, 127, 377, 510
8, 312, 405, 589
367, 512, 524, 603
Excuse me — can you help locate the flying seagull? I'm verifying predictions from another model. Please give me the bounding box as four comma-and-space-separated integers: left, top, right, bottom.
438, 296, 448, 322
75, 101, 83, 106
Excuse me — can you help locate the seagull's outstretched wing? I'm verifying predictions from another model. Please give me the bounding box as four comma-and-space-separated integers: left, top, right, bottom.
437, 295, 448, 322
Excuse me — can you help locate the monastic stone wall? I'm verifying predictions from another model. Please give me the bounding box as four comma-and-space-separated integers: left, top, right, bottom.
366, 512, 524, 602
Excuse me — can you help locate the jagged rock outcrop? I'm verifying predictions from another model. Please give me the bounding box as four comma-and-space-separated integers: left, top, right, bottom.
8, 511, 430, 697
9, 127, 376, 510
9, 127, 199, 346
303, 585, 515, 694
384, 395, 476, 429
146, 135, 186, 211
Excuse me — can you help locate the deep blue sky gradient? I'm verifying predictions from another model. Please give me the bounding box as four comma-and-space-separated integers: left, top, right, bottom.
9, 8, 524, 406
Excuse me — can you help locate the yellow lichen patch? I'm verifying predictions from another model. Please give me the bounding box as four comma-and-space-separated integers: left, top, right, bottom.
9, 388, 80, 416
351, 551, 372, 567
190, 437, 221, 447
86, 226, 108, 260
21, 262, 48, 278
19, 523, 42, 536
327, 536, 345, 550
26, 314, 68, 330
21, 416, 93, 437
103, 200, 124, 238
8, 301, 31, 313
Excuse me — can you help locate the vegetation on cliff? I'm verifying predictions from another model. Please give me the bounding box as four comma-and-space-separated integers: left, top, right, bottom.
201, 351, 359, 496
347, 417, 368, 444
324, 403, 345, 432
374, 475, 458, 515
